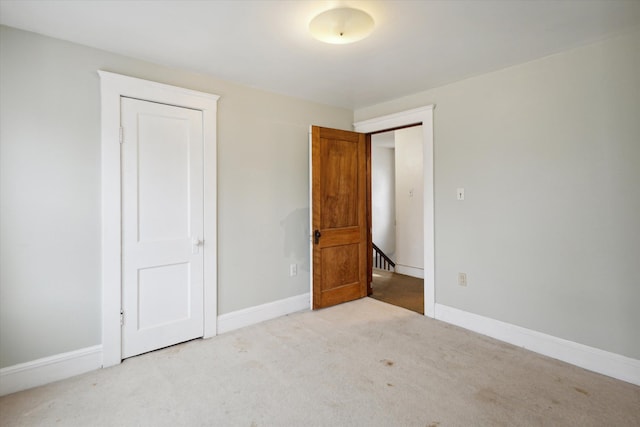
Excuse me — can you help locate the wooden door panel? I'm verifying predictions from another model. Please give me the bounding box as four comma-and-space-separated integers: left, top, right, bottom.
320, 284, 364, 308
317, 227, 360, 246
321, 137, 359, 228
321, 244, 360, 289
312, 126, 368, 309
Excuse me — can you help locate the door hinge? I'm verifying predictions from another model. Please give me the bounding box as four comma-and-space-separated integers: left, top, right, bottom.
119, 126, 124, 144
120, 309, 124, 326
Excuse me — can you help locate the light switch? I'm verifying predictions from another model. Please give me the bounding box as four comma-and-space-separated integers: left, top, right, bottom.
458, 273, 467, 286
457, 188, 465, 200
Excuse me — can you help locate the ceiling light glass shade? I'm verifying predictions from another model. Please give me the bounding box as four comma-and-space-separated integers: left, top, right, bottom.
309, 7, 375, 44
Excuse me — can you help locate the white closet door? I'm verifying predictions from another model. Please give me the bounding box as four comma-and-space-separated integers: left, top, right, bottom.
121, 97, 204, 358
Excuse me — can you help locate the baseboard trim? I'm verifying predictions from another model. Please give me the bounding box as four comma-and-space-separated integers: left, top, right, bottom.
434, 304, 640, 386
217, 293, 310, 334
395, 265, 424, 279
0, 345, 103, 396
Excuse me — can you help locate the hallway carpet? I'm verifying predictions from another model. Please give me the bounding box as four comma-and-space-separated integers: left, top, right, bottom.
1, 298, 638, 426
370, 269, 424, 314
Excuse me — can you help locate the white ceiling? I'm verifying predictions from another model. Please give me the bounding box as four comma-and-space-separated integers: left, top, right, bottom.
1, 0, 639, 109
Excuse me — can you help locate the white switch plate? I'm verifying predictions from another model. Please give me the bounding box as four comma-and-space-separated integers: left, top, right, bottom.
457, 188, 465, 200
289, 264, 297, 277
458, 272, 467, 286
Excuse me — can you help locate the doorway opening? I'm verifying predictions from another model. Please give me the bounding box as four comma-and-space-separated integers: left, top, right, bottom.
369, 126, 424, 314
354, 105, 435, 318
309, 106, 434, 316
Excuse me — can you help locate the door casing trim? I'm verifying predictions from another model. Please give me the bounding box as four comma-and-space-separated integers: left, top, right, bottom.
98, 71, 219, 367
354, 105, 435, 318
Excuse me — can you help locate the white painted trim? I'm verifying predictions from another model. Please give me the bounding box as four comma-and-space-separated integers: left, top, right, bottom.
99, 71, 219, 367
0, 345, 102, 396
435, 304, 640, 386
217, 293, 310, 334
395, 265, 424, 279
354, 106, 434, 133
354, 105, 435, 318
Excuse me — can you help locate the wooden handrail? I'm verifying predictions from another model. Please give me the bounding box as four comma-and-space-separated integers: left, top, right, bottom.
373, 243, 395, 271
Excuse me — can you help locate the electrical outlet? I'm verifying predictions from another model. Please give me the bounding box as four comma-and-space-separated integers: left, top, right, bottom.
289, 264, 297, 277
458, 272, 467, 287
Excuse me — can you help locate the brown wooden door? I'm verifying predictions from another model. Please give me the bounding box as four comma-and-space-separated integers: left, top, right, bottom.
312, 126, 370, 309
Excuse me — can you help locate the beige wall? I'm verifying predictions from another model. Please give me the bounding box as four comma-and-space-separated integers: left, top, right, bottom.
2, 22, 638, 369
371, 145, 396, 259
0, 25, 352, 368
394, 126, 424, 274
356, 28, 640, 359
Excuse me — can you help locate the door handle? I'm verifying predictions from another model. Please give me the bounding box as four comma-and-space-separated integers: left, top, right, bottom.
314, 229, 321, 244
192, 237, 203, 254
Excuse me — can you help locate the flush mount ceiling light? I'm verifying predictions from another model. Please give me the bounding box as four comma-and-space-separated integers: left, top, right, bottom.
309, 7, 375, 44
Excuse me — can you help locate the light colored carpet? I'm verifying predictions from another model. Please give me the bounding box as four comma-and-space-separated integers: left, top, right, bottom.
1, 298, 638, 426
371, 269, 424, 314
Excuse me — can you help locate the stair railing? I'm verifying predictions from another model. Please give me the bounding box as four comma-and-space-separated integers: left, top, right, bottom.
373, 243, 395, 272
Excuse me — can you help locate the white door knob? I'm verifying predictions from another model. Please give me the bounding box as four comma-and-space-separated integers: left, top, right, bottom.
192, 237, 203, 254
